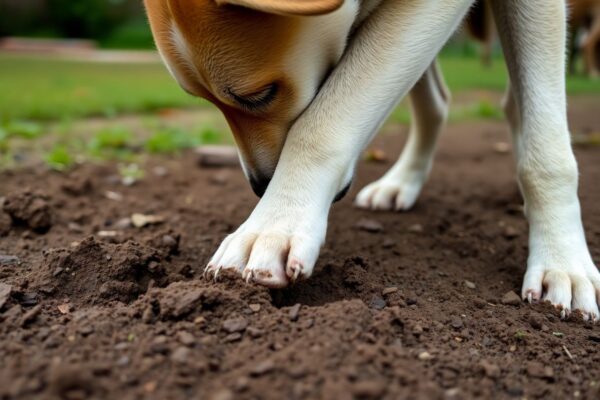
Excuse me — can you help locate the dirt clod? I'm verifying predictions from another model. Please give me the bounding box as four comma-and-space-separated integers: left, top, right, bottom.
501, 290, 522, 306
3, 190, 53, 232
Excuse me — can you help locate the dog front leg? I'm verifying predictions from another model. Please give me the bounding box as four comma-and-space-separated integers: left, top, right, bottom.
207, 0, 474, 288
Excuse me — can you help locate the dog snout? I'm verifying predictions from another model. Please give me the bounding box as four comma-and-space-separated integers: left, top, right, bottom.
249, 174, 272, 197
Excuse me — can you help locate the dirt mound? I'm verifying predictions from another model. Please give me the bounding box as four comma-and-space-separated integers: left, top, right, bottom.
33, 236, 167, 304
2, 189, 53, 232
1, 115, 600, 399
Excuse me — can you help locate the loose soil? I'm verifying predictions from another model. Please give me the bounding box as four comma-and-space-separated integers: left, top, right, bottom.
1, 113, 600, 399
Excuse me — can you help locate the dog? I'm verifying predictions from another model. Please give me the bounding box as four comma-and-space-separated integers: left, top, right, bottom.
144, 0, 600, 320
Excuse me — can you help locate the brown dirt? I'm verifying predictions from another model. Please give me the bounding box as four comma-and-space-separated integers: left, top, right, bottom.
0, 116, 599, 399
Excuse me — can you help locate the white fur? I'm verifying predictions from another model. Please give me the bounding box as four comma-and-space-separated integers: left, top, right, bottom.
206, 0, 600, 319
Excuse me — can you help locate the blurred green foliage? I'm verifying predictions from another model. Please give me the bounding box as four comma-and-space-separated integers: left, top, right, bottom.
44, 145, 74, 171
0, 0, 151, 45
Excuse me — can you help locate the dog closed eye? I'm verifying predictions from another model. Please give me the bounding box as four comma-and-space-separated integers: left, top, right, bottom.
227, 83, 279, 111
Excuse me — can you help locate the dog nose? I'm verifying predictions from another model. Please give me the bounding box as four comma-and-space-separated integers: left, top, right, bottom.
249, 175, 271, 197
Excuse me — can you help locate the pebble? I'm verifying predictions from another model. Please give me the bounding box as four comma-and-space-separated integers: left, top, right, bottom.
224, 333, 242, 342
450, 317, 463, 329
0, 255, 20, 266
355, 218, 384, 233
501, 291, 522, 306
171, 346, 191, 364
196, 146, 239, 168
222, 317, 248, 333
382, 287, 398, 296
288, 304, 301, 321
250, 359, 275, 376
176, 331, 196, 347
248, 303, 261, 313
131, 213, 165, 228
209, 389, 234, 400
0, 283, 12, 309
464, 280, 476, 290
408, 224, 424, 233
105, 191, 123, 202
369, 296, 387, 310
418, 351, 433, 361
493, 142, 511, 153
57, 304, 70, 314
67, 222, 84, 233
114, 218, 132, 230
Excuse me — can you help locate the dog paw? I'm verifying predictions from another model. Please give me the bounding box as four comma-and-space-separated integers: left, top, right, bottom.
355, 172, 426, 211
205, 208, 325, 288
522, 257, 600, 321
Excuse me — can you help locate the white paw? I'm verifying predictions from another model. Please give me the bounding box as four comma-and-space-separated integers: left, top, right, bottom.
355, 171, 426, 211
522, 250, 600, 321
205, 205, 325, 288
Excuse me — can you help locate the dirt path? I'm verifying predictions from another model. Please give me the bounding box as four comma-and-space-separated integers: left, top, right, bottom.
0, 117, 599, 399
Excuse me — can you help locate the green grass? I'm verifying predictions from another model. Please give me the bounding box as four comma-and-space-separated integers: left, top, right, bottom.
2, 53, 598, 122
0, 54, 200, 121
440, 55, 600, 94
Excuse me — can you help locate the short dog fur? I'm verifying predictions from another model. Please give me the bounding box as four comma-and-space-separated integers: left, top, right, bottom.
144, 0, 600, 320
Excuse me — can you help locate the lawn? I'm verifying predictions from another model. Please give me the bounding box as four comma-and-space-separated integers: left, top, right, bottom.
0, 54, 201, 121
2, 53, 600, 122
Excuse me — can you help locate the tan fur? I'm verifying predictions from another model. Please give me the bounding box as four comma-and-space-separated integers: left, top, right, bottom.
144, 0, 303, 171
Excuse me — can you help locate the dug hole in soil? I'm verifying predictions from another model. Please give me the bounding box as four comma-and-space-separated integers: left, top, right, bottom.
1, 116, 600, 399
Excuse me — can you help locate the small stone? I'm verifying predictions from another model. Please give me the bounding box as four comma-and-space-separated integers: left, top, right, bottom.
67, 222, 84, 233
355, 218, 384, 233
412, 324, 424, 335
21, 292, 38, 306
97, 230, 119, 238
288, 304, 301, 321
224, 333, 242, 342
382, 287, 398, 296
196, 146, 240, 168
171, 346, 191, 364
105, 191, 123, 202
248, 303, 261, 313
250, 359, 275, 376
369, 296, 387, 310
450, 317, 463, 329
222, 317, 248, 333
0, 255, 20, 266
501, 291, 522, 306
176, 331, 195, 347
408, 224, 424, 233
464, 280, 476, 289
493, 142, 511, 153
114, 218, 132, 230
0, 283, 12, 309
418, 351, 433, 361
161, 235, 178, 249
131, 213, 165, 228
57, 303, 70, 314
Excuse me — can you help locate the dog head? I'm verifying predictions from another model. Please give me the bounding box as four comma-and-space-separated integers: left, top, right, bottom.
144, 0, 357, 196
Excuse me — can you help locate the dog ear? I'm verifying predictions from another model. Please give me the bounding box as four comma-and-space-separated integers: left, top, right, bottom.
214, 0, 344, 16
